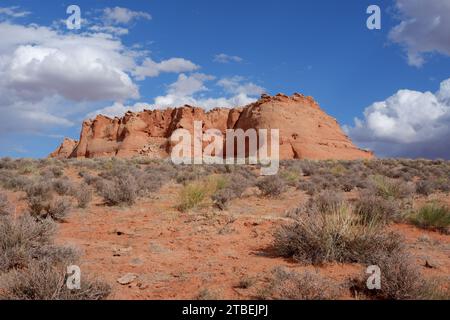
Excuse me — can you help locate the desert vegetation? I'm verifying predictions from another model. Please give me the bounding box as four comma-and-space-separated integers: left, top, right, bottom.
0, 157, 449, 300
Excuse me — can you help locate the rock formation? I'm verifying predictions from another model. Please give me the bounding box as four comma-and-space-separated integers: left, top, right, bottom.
50, 93, 373, 160
49, 138, 78, 159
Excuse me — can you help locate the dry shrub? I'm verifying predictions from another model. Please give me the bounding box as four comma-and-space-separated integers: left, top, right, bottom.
0, 171, 32, 191
261, 267, 341, 300
0, 215, 56, 272
297, 180, 318, 196
25, 180, 54, 217
97, 174, 137, 206
0, 192, 12, 216
72, 183, 92, 209
351, 252, 448, 300
135, 172, 164, 196
310, 190, 345, 214
0, 214, 111, 300
415, 180, 436, 196
274, 205, 403, 265
52, 178, 73, 196
40, 166, 64, 179
195, 288, 222, 300
212, 188, 235, 210
354, 193, 400, 224
25, 180, 53, 198
79, 171, 100, 186
0, 157, 17, 170
45, 198, 72, 222
28, 193, 71, 222
256, 175, 287, 197
286, 190, 345, 218
236, 276, 256, 289
0, 259, 110, 300
211, 173, 251, 210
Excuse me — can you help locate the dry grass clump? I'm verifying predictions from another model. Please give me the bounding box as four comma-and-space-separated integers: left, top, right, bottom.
274, 204, 403, 265
409, 202, 450, 233
369, 175, 414, 200
177, 174, 232, 211
260, 267, 341, 300
256, 175, 287, 197
279, 169, 301, 187
178, 176, 228, 211
178, 182, 210, 211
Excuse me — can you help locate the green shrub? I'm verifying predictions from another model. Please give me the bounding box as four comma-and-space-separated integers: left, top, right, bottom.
409, 203, 450, 233
280, 170, 301, 187
178, 182, 208, 211
369, 175, 413, 200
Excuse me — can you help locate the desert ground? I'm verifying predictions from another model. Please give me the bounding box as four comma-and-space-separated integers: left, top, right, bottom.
0, 157, 449, 300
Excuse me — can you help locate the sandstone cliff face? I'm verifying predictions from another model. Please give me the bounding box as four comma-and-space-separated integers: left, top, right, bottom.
50, 93, 373, 160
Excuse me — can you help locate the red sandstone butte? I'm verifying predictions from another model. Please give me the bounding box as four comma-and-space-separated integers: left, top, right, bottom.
50, 93, 374, 160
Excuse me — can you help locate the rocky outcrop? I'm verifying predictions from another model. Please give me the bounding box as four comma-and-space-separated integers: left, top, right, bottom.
49, 138, 78, 159
50, 93, 374, 160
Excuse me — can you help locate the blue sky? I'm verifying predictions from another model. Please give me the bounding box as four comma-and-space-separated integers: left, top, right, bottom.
0, 0, 449, 158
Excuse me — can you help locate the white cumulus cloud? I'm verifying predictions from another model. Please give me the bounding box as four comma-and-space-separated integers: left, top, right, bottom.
0, 6, 30, 19
217, 76, 265, 96
153, 74, 264, 110
133, 57, 199, 80
213, 53, 243, 64
346, 78, 450, 159
103, 7, 151, 25
389, 0, 450, 67
0, 18, 199, 134
87, 102, 150, 119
